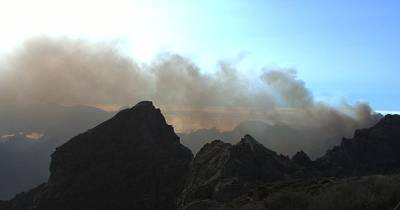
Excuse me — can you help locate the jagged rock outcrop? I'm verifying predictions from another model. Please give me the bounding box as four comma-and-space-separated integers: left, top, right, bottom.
316, 114, 400, 176
292, 150, 312, 167
178, 115, 400, 209
178, 135, 300, 209
1, 101, 193, 210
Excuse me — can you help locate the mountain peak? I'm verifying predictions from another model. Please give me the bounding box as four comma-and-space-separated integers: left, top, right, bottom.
25, 101, 193, 210
292, 150, 312, 166
134, 100, 154, 107
114, 101, 158, 118
90, 101, 179, 145
236, 134, 261, 153
129, 101, 155, 111
236, 134, 276, 155
179, 135, 299, 208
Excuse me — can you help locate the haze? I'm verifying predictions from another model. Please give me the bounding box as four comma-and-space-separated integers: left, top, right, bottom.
0, 0, 398, 200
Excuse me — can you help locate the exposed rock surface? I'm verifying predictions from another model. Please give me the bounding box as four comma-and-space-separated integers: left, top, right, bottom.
178, 135, 300, 209
1, 101, 193, 210
316, 114, 400, 176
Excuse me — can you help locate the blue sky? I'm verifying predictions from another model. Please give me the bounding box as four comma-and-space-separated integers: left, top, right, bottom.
149, 0, 399, 111
0, 0, 399, 111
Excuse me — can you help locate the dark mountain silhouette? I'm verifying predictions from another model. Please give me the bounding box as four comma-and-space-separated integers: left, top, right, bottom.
178, 114, 400, 209
179, 121, 309, 157
178, 135, 301, 209
0, 101, 193, 210
179, 118, 374, 159
0, 103, 381, 200
315, 114, 400, 176
292, 150, 312, 167
0, 102, 399, 210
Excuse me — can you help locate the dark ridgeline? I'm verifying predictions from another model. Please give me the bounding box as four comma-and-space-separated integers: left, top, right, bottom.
1, 101, 400, 210
291, 150, 312, 167
178, 114, 400, 209
178, 135, 301, 209
1, 101, 193, 210
315, 114, 400, 176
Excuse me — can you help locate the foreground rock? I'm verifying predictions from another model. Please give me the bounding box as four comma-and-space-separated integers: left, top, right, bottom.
212, 174, 400, 210
2, 101, 193, 210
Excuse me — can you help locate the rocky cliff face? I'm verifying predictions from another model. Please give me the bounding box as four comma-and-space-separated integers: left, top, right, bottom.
316, 114, 400, 176
2, 101, 193, 210
178, 135, 300, 210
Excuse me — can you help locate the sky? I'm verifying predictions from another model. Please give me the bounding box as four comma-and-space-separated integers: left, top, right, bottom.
0, 0, 398, 111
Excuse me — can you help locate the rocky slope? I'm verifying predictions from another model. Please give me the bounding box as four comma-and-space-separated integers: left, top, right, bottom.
178, 135, 302, 209
206, 174, 400, 210
316, 114, 400, 176
1, 101, 193, 210
177, 114, 400, 209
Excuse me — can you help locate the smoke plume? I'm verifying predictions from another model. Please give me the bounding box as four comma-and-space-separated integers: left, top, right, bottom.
0, 37, 379, 157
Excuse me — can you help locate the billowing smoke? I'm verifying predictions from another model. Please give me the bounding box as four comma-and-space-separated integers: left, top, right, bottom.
0, 37, 379, 157
0, 37, 150, 105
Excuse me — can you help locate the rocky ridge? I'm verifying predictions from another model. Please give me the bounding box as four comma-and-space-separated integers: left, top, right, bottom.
178, 135, 302, 209
1, 101, 193, 210
315, 114, 400, 176
1, 102, 400, 210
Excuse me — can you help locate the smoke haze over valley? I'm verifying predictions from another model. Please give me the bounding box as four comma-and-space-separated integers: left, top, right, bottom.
0, 37, 380, 152
0, 2, 399, 208
0, 37, 383, 198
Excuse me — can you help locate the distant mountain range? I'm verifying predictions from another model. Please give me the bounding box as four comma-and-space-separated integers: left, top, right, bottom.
1, 102, 400, 210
